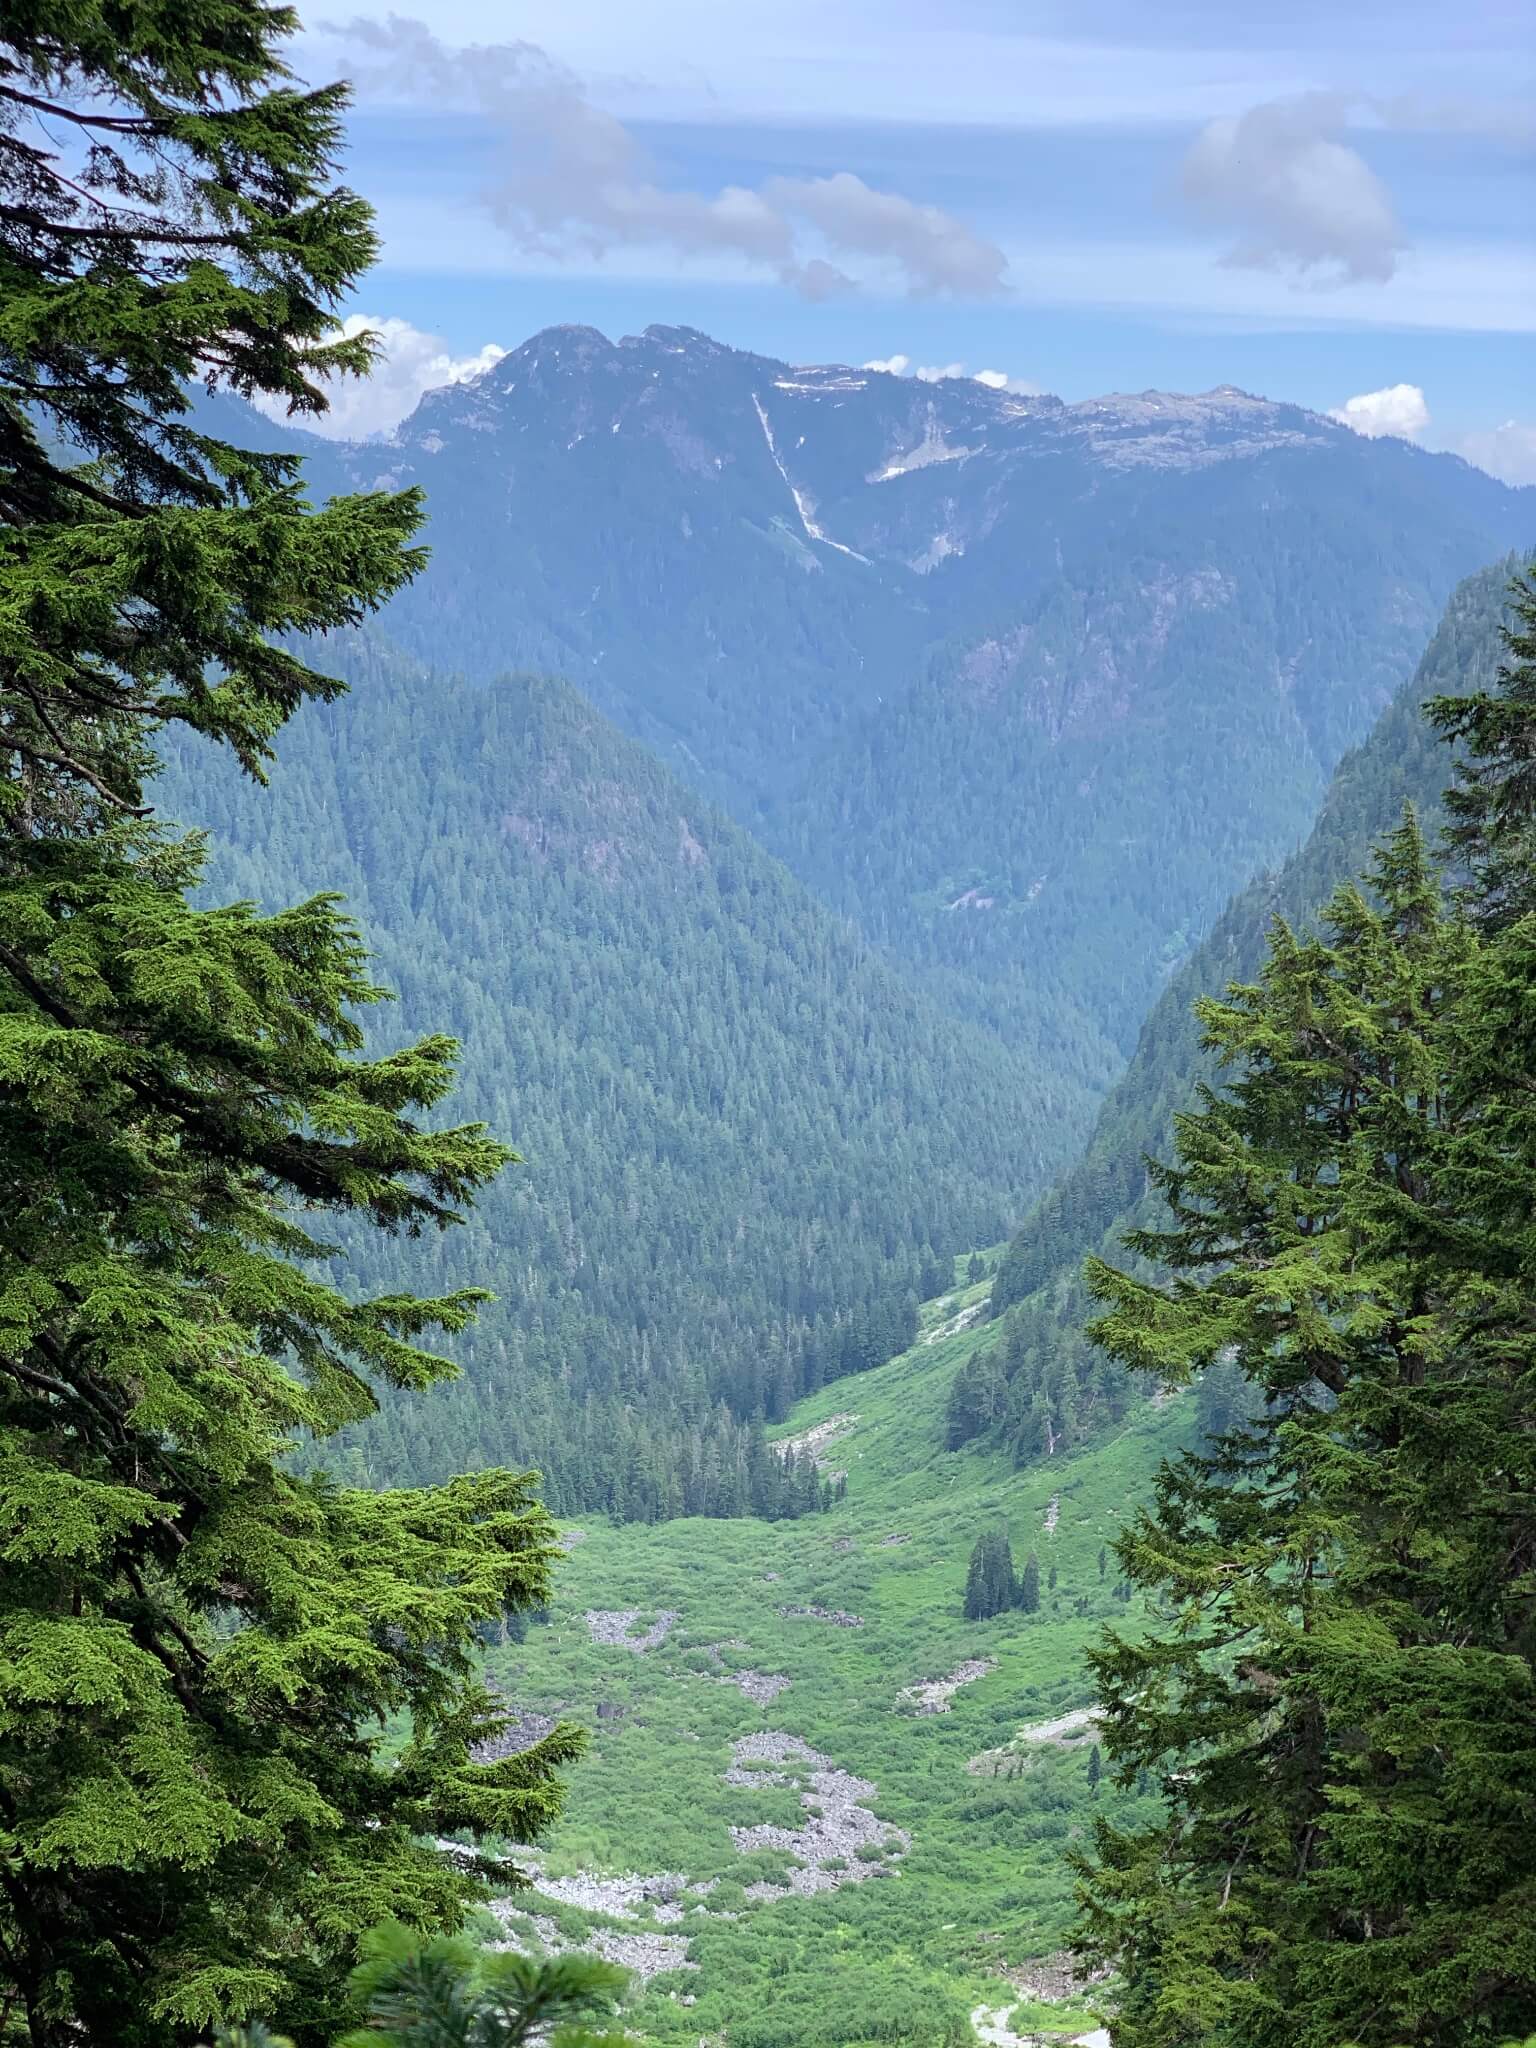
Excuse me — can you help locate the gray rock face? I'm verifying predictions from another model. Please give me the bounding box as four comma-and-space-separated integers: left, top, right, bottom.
583, 1608, 679, 1652
778, 1604, 863, 1628
720, 1670, 792, 1707
493, 1905, 697, 1985
471, 1708, 560, 1763
724, 1732, 908, 1898
896, 1658, 997, 1716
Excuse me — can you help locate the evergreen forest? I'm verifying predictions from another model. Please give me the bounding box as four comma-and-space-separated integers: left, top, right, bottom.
3, 3, 1536, 2044
155, 641, 1078, 1518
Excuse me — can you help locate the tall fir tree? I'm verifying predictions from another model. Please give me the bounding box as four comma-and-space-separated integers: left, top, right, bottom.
963, 1526, 1016, 1621
0, 6, 575, 2041
1074, 807, 1536, 2046
962, 1533, 992, 1622
1017, 1551, 1041, 1615
1430, 565, 1536, 931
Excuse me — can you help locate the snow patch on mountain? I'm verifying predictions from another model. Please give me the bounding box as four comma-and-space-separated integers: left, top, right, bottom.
751, 393, 871, 562
870, 408, 979, 483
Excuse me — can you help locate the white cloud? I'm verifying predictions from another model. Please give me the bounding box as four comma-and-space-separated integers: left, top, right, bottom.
1328, 383, 1536, 488
974, 367, 1043, 395
332, 16, 1008, 300
1329, 382, 1431, 440
1182, 94, 1407, 287
772, 171, 1006, 298
1451, 419, 1536, 488
863, 358, 1040, 393
248, 315, 506, 439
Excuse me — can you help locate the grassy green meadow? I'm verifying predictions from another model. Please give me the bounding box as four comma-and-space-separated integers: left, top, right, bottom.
475, 1265, 1188, 2045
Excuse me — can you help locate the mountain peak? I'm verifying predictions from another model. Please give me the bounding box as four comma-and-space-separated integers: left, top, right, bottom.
379, 318, 1506, 505
634, 323, 730, 355
496, 324, 616, 375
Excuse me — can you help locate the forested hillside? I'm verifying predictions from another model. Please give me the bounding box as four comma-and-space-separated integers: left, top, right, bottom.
773, 472, 1495, 1062
155, 639, 1088, 1518
244, 327, 1533, 1076
965, 560, 1523, 1469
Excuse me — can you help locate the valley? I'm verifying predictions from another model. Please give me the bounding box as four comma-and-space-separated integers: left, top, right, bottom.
154, 644, 1088, 1511
468, 1260, 1188, 2045
156, 359, 1535, 1529
149, 380, 1535, 2043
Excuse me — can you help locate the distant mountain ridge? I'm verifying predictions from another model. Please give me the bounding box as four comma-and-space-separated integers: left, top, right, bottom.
257, 321, 1529, 1073
293, 321, 1533, 805
164, 341, 1534, 1517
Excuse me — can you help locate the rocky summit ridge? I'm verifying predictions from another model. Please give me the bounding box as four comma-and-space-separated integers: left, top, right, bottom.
397, 321, 1337, 496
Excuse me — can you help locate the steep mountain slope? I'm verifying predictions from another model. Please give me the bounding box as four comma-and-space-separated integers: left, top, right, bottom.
468, 1255, 1185, 2046
995, 555, 1518, 1312
982, 561, 1521, 1451
154, 638, 1088, 1513
296, 324, 1531, 1068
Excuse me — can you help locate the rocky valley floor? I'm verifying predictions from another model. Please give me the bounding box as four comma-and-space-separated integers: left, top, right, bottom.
463, 1270, 1189, 2045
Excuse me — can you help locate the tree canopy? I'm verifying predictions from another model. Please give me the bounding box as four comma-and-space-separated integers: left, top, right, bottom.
1431, 564, 1536, 930
1, 0, 422, 831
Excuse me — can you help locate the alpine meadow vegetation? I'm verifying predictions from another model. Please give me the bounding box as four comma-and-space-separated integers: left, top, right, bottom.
0, 6, 574, 2041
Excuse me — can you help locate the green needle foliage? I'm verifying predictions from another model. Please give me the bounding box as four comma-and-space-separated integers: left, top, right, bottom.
1, 0, 425, 834
1075, 788, 1536, 2037
1, 5, 577, 2043
1, 836, 582, 2038
335, 1923, 638, 2048
1017, 1549, 1041, 1615
1431, 565, 1536, 931
963, 1524, 1017, 1621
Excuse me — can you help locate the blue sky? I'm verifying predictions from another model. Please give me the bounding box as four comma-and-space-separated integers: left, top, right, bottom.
285, 2, 1536, 476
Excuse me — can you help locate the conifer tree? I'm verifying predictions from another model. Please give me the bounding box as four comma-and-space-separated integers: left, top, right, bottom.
0, 6, 576, 2041
946, 1346, 1004, 1449
336, 1923, 638, 2048
962, 1532, 992, 1621
1430, 565, 1536, 930
963, 1526, 1016, 1620
1017, 1550, 1040, 1615
992, 1526, 1016, 1612
1074, 813, 1536, 2046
